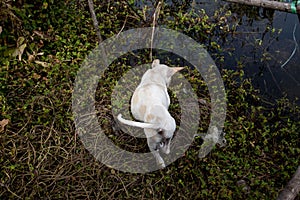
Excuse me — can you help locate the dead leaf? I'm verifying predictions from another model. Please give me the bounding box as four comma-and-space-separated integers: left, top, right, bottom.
33, 73, 41, 79
18, 44, 26, 61
199, 98, 207, 105
12, 43, 27, 61
33, 30, 43, 38
11, 37, 27, 61
17, 37, 25, 47
0, 119, 9, 133
28, 54, 35, 62
0, 26, 2, 34
35, 60, 49, 68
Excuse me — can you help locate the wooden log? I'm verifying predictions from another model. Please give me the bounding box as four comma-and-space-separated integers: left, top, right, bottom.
225, 0, 300, 14
277, 166, 300, 200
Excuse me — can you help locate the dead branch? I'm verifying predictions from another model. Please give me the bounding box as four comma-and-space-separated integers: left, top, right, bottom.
87, 0, 108, 66
150, 1, 162, 61
225, 0, 300, 14
87, 0, 103, 43
277, 166, 300, 200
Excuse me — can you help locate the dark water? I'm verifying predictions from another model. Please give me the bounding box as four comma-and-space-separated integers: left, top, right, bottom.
136, 0, 300, 103
195, 0, 300, 103
225, 7, 300, 103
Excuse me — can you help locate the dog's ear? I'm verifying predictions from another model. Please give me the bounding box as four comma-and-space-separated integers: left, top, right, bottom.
152, 59, 160, 68
173, 67, 184, 72
167, 67, 184, 77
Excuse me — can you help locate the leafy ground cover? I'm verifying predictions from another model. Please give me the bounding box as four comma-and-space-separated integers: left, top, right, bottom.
0, 0, 299, 199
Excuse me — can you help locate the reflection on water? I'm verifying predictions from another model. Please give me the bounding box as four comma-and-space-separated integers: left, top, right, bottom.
135, 0, 300, 102
223, 6, 300, 103
194, 0, 300, 102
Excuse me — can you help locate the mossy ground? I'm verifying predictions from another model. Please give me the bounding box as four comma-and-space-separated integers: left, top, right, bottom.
0, 0, 299, 199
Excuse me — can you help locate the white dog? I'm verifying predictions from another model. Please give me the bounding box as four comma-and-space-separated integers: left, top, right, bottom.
118, 59, 184, 167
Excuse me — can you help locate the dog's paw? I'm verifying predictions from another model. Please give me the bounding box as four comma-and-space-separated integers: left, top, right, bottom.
159, 161, 166, 168
156, 157, 166, 168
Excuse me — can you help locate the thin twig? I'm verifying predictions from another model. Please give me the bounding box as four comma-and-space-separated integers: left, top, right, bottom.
4, 184, 22, 199
282, 67, 300, 86
124, 1, 146, 23
87, 0, 108, 66
87, 0, 103, 43
150, 1, 162, 61
281, 22, 298, 69
116, 15, 128, 37
265, 62, 282, 93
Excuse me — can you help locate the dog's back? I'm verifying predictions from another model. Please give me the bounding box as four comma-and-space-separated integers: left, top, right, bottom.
131, 84, 169, 122
131, 59, 182, 122
118, 59, 184, 167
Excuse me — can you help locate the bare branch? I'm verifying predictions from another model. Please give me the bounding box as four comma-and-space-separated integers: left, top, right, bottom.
277, 166, 300, 200
87, 0, 103, 43
225, 0, 300, 14
87, 0, 107, 66
150, 1, 162, 61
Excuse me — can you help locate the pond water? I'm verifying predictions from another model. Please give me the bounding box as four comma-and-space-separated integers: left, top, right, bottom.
226, 8, 299, 103
194, 0, 300, 103
136, 0, 300, 103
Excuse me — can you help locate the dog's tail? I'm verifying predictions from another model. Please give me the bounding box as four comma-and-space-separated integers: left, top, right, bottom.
117, 114, 160, 129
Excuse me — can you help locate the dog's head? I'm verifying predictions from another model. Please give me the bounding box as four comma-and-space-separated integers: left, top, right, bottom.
151, 59, 184, 86
155, 115, 176, 154
157, 129, 173, 154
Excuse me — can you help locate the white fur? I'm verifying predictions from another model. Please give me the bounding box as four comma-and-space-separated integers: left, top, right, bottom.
118, 59, 184, 167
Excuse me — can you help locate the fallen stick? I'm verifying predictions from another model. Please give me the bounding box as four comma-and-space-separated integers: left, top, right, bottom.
87, 0, 108, 66
277, 166, 300, 200
87, 0, 103, 43
225, 0, 300, 14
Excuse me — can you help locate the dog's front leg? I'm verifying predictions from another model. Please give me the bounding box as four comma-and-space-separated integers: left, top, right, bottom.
151, 150, 165, 168
145, 129, 165, 168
